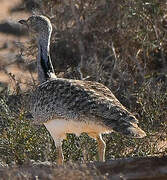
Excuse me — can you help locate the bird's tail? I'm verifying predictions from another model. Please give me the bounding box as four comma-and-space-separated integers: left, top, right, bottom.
122, 123, 146, 138
110, 115, 146, 138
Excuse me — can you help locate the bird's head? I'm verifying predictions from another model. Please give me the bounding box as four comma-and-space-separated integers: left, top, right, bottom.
18, 15, 52, 36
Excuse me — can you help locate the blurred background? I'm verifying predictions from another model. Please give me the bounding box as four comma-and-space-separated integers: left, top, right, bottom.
0, 0, 30, 91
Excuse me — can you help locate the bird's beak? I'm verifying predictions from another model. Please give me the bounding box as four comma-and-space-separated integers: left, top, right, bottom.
18, 19, 28, 28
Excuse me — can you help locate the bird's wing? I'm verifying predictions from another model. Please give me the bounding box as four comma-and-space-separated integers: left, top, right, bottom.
30, 78, 137, 126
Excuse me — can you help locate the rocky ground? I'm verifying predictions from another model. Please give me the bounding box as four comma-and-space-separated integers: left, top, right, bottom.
1, 156, 167, 180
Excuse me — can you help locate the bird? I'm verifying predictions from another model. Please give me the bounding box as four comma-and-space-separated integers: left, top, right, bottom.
19, 15, 146, 165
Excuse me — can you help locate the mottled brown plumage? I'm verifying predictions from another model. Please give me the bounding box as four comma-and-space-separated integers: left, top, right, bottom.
31, 78, 143, 137
19, 15, 146, 165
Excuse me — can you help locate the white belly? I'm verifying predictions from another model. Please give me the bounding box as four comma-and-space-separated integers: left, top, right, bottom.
44, 119, 112, 140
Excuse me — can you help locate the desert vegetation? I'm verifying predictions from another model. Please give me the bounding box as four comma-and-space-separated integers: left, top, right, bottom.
0, 0, 167, 179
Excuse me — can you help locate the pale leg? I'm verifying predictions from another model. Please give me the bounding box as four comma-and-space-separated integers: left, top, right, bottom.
88, 133, 106, 161
96, 134, 106, 161
54, 139, 64, 165
44, 121, 66, 165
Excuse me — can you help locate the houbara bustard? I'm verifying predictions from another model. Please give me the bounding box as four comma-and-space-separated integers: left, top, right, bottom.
19, 15, 146, 165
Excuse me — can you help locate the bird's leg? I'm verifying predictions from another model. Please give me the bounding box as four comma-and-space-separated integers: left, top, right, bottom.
54, 139, 64, 165
57, 144, 64, 165
88, 133, 106, 162
96, 134, 106, 161
44, 122, 65, 165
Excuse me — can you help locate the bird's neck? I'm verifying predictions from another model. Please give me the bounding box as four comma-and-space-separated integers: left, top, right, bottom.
37, 33, 55, 83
